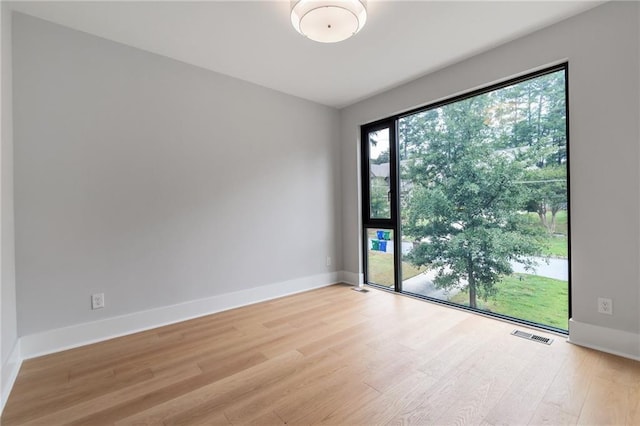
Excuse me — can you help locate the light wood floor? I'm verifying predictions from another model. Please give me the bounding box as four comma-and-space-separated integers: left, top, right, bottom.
2, 284, 639, 425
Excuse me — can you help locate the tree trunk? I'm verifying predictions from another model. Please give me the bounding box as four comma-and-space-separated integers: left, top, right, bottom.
550, 206, 559, 234
468, 257, 477, 309
527, 86, 533, 139
537, 90, 544, 145
513, 96, 519, 146
537, 204, 548, 230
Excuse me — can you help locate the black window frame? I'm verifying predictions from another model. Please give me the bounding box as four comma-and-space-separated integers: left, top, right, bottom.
361, 120, 401, 290
360, 63, 571, 334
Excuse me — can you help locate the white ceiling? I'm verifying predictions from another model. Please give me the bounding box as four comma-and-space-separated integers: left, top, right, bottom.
7, 1, 603, 108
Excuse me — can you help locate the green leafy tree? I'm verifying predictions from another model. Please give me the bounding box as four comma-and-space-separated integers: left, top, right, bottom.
370, 180, 390, 218
399, 70, 567, 309
371, 150, 389, 165
403, 97, 547, 308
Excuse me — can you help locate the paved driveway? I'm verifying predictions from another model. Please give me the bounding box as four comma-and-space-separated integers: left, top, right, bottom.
401, 257, 568, 299
511, 257, 568, 281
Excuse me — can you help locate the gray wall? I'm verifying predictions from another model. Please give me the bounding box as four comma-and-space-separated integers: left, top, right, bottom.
13, 13, 341, 336
340, 2, 640, 335
1, 2, 18, 385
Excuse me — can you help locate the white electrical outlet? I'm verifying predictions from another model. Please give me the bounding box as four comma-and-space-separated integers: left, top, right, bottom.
598, 297, 612, 315
326, 256, 332, 267
92, 293, 105, 310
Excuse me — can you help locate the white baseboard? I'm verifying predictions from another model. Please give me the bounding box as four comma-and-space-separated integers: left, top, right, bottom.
340, 271, 363, 285
568, 318, 640, 361
20, 271, 342, 360
1, 341, 22, 415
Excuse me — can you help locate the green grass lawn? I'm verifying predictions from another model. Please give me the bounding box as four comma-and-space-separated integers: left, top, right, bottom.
554, 210, 568, 234
523, 211, 569, 258
367, 250, 425, 287
449, 273, 568, 330
524, 210, 568, 235
544, 235, 568, 258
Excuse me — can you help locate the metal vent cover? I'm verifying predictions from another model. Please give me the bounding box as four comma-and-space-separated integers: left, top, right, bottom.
511, 329, 553, 345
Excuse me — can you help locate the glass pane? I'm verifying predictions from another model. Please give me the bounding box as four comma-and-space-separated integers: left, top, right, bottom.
366, 228, 394, 288
368, 128, 391, 219
399, 69, 568, 330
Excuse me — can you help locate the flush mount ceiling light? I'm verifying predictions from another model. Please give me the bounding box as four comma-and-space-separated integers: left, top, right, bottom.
291, 0, 367, 43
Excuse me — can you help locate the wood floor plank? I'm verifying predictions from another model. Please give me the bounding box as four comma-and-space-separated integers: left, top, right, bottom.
482, 347, 567, 425
244, 410, 286, 425
430, 341, 531, 425
70, 352, 271, 425
593, 351, 640, 387
529, 401, 579, 426
319, 370, 435, 425
541, 345, 599, 417
576, 376, 634, 425
20, 363, 203, 426
222, 350, 348, 424
281, 379, 378, 425
158, 351, 305, 426
3, 367, 156, 424
2, 284, 639, 426
628, 384, 640, 425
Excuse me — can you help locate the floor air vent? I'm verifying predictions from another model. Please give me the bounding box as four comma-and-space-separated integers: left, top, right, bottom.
511, 329, 553, 345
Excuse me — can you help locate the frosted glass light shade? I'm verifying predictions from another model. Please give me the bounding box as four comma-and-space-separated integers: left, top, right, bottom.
291, 0, 367, 43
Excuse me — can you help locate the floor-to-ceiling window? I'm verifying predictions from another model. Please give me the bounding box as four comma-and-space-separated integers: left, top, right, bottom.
361, 64, 570, 332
